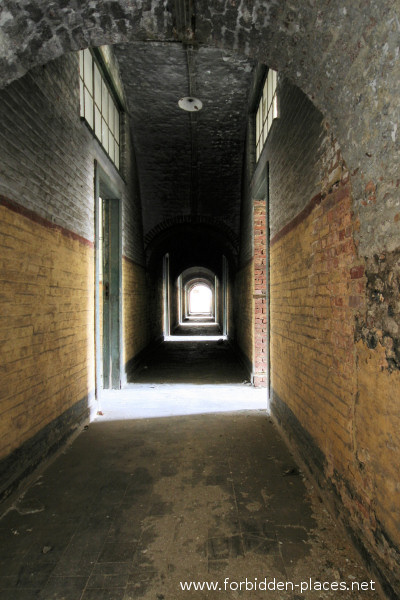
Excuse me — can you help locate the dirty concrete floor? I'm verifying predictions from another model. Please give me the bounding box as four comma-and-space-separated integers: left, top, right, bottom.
131, 335, 247, 385
0, 337, 381, 600
172, 322, 223, 336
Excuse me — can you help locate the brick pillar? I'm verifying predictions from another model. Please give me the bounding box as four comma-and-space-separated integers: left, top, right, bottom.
253, 200, 268, 388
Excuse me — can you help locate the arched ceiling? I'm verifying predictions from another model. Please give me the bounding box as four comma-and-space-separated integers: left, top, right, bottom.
146, 222, 235, 279
181, 267, 216, 288
1, 0, 399, 256
114, 42, 255, 239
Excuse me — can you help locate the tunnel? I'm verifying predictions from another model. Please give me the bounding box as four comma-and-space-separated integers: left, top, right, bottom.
0, 1, 399, 598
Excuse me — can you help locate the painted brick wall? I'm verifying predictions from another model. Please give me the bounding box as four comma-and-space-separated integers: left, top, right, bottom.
241, 73, 400, 594
270, 176, 361, 474
122, 257, 151, 369
233, 260, 253, 376
0, 52, 148, 500
0, 199, 95, 499
0, 200, 95, 445
270, 138, 400, 595
149, 264, 164, 343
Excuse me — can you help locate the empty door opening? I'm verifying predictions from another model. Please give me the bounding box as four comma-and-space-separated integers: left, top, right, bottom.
95, 167, 122, 393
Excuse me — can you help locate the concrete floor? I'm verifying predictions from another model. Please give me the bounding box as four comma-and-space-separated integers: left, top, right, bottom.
0, 336, 381, 599
132, 335, 245, 385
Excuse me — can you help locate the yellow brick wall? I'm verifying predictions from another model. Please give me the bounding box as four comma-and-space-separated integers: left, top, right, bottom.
234, 260, 254, 370
352, 341, 400, 567
270, 186, 359, 475
0, 202, 94, 461
270, 180, 400, 582
122, 256, 151, 366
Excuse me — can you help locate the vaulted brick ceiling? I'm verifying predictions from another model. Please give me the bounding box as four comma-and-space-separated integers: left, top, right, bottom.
1, 0, 398, 257
114, 42, 255, 239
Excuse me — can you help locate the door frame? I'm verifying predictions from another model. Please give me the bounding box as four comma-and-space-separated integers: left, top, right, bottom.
94, 162, 123, 394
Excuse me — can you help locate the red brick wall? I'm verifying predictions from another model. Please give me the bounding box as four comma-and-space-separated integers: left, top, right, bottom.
253, 200, 268, 387
270, 147, 364, 469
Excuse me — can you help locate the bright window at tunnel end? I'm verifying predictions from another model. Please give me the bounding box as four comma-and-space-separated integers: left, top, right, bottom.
189, 284, 213, 315
256, 68, 278, 161
79, 49, 121, 170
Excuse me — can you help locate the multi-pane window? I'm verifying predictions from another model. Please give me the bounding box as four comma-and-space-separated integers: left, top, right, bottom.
256, 69, 278, 161
79, 49, 120, 169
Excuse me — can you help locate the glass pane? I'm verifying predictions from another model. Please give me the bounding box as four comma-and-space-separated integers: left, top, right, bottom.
263, 77, 268, 101
256, 106, 260, 143
83, 49, 92, 93
267, 108, 272, 133
263, 79, 268, 121
79, 51, 84, 76
108, 94, 114, 131
95, 106, 102, 140
273, 93, 278, 119
102, 81, 108, 118
84, 87, 93, 128
102, 118, 108, 152
114, 109, 120, 143
268, 72, 273, 112
272, 70, 277, 93
79, 78, 84, 117
259, 106, 263, 140
108, 134, 114, 161
98, 198, 103, 280
115, 143, 120, 169
94, 63, 102, 108
109, 104, 116, 136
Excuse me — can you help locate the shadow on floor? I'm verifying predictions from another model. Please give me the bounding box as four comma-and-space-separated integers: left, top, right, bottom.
131, 337, 248, 385
0, 401, 379, 599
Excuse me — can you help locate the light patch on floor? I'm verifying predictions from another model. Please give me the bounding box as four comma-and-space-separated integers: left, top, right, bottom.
98, 384, 267, 421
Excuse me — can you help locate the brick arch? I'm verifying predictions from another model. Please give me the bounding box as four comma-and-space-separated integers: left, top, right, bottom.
145, 220, 237, 279
0, 1, 398, 251
144, 216, 239, 252
180, 266, 216, 287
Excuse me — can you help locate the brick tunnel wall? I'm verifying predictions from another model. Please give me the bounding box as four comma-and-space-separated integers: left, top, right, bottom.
233, 202, 267, 386
233, 260, 254, 377
260, 78, 400, 595
148, 264, 164, 343
270, 142, 400, 598
0, 52, 150, 502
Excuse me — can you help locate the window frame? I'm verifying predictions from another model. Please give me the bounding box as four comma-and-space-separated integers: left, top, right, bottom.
79, 49, 121, 170
255, 68, 278, 161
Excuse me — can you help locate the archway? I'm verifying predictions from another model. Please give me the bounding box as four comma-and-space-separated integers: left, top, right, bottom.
188, 283, 213, 316
1, 4, 400, 596
1, 1, 399, 252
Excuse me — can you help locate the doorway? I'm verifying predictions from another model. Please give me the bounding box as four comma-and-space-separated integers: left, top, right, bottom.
95, 166, 122, 392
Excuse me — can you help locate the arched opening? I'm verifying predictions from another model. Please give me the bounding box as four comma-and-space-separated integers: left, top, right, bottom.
188, 283, 212, 316
0, 5, 399, 597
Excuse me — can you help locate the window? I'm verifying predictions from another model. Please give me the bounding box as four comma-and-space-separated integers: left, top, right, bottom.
79, 49, 120, 169
256, 69, 278, 161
